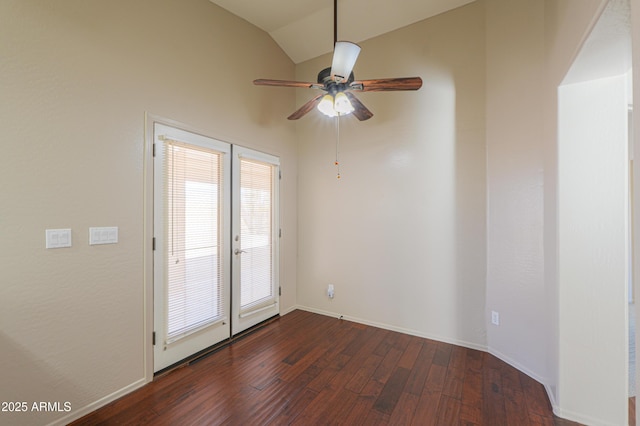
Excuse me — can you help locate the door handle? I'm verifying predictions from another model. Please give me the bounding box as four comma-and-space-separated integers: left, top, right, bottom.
234, 249, 247, 255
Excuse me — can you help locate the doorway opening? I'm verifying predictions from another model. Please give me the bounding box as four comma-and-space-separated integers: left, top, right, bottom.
557, 0, 632, 424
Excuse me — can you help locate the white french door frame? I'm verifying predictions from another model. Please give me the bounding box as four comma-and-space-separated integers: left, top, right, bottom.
143, 115, 280, 379
231, 146, 281, 336
152, 122, 232, 372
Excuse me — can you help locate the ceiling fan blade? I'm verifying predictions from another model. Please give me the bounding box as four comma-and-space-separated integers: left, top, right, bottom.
254, 79, 323, 90
330, 41, 361, 83
350, 77, 423, 92
344, 92, 373, 121
287, 94, 324, 120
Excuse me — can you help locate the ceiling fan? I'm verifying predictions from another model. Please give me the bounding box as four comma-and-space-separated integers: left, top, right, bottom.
253, 0, 423, 121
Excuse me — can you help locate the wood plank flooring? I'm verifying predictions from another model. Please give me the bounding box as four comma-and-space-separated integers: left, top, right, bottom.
72, 310, 581, 425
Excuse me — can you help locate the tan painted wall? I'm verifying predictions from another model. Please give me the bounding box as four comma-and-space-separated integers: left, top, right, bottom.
485, 0, 547, 385
0, 1, 297, 424
296, 2, 487, 349
488, 0, 629, 424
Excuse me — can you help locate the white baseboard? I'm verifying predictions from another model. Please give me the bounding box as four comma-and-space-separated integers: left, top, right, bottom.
51, 309, 298, 425
46, 377, 148, 426
487, 347, 546, 386
294, 305, 488, 353
280, 304, 299, 316
489, 349, 626, 426
551, 405, 618, 426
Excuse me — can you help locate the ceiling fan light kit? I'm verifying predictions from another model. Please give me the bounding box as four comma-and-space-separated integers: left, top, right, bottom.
333, 92, 354, 114
317, 92, 354, 117
318, 94, 339, 117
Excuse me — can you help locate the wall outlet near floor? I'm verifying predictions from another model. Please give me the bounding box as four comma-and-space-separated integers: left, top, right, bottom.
328, 284, 335, 299
491, 310, 500, 325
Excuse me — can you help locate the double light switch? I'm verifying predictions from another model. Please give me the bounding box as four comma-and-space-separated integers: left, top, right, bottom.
45, 227, 119, 248
89, 227, 118, 245
45, 229, 72, 249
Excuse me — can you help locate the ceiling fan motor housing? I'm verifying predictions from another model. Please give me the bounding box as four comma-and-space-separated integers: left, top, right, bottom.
317, 67, 354, 94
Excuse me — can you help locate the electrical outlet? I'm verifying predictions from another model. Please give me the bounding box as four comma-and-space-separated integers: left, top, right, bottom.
491, 310, 500, 325
328, 284, 335, 299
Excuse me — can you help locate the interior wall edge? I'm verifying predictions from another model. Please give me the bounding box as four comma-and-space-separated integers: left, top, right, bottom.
629, 0, 640, 421
545, 383, 559, 417
280, 304, 299, 317
559, 1, 611, 85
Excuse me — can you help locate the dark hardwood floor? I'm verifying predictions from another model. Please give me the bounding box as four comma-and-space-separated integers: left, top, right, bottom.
72, 310, 582, 425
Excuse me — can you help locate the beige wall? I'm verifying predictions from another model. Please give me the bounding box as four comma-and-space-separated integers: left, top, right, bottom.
296, 2, 487, 349
0, 1, 297, 424
485, 0, 547, 383
558, 73, 629, 426
488, 0, 632, 423
491, 0, 629, 424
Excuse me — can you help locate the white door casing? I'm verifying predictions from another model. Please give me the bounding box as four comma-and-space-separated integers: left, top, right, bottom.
231, 146, 280, 335
153, 123, 231, 372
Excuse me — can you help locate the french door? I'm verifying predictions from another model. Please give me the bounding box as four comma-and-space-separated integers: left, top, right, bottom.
231, 147, 280, 335
153, 123, 279, 372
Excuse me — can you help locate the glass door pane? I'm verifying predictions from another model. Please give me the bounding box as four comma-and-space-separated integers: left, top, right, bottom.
232, 147, 279, 335
240, 158, 274, 311
153, 123, 231, 372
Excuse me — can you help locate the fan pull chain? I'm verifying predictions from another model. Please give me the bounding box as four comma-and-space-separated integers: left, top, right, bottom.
335, 114, 341, 179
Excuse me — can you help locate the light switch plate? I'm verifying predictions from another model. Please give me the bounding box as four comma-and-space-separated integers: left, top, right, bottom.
46, 229, 72, 249
89, 227, 118, 245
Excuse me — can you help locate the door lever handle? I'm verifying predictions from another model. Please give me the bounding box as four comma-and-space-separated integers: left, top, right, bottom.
234, 249, 247, 255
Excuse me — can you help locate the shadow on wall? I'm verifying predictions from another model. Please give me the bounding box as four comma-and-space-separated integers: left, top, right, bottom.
315, 67, 485, 346
0, 332, 88, 425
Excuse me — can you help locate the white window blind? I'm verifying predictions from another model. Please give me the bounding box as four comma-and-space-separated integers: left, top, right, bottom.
164, 140, 225, 344
239, 157, 275, 314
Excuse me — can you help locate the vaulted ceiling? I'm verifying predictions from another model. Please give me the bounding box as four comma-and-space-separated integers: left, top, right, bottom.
209, 0, 476, 64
